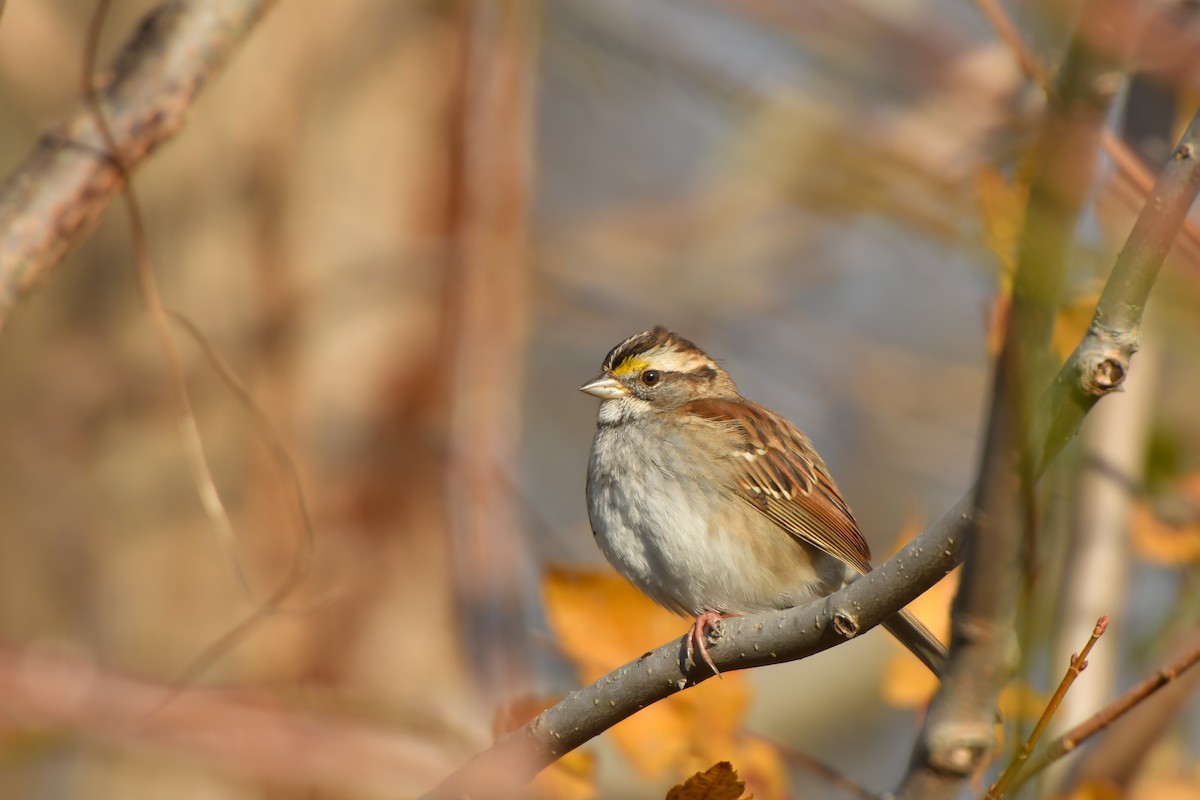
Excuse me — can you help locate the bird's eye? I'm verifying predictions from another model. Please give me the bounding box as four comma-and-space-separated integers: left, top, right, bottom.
641, 369, 661, 386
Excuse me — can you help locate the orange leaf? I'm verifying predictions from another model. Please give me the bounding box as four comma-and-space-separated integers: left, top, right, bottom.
543, 567, 747, 775
977, 165, 1026, 278
664, 761, 748, 800
1050, 293, 1100, 360
1131, 477, 1200, 565
998, 680, 1049, 721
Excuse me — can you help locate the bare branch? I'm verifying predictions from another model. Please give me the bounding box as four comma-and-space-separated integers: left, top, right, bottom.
1041, 106, 1200, 469
0, 0, 276, 330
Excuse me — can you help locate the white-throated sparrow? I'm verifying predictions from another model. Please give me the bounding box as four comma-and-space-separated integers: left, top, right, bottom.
582, 326, 947, 677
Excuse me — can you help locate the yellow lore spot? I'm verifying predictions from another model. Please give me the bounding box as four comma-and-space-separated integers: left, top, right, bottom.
611, 358, 650, 377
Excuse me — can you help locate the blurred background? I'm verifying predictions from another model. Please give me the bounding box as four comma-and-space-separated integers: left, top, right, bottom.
2, 0, 1200, 798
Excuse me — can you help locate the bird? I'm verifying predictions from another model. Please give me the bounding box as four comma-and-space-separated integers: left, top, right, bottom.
580, 326, 947, 677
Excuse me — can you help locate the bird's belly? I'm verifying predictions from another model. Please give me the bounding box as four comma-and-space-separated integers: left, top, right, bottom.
587, 458, 845, 617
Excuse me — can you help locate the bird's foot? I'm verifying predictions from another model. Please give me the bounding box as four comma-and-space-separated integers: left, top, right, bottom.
686, 611, 735, 677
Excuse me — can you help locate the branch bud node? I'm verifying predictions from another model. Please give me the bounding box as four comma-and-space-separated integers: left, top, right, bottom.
832, 610, 860, 640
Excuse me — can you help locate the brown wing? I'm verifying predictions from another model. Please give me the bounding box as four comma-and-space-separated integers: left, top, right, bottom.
679, 397, 873, 574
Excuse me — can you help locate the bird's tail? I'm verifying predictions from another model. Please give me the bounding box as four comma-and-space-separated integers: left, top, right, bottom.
882, 607, 948, 678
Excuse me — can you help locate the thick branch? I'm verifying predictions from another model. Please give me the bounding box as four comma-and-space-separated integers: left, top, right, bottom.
0, 0, 276, 330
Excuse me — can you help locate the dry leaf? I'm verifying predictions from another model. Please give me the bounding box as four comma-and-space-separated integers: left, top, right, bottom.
1068, 781, 1123, 800
664, 761, 748, 800
977, 164, 1026, 277
997, 680, 1049, 721
1130, 476, 1200, 565
1051, 293, 1101, 360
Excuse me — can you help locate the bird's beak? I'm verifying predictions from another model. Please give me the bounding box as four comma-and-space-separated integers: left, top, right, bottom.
579, 375, 628, 400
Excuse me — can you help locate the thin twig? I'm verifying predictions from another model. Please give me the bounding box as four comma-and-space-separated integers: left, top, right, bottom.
81, 0, 291, 610
987, 616, 1108, 799
1010, 634, 1200, 790
79, 1, 314, 697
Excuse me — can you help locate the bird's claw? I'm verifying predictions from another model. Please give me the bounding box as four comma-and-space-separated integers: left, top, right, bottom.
686, 611, 727, 678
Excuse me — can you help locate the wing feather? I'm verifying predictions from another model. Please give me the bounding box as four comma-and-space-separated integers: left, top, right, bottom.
678, 397, 873, 573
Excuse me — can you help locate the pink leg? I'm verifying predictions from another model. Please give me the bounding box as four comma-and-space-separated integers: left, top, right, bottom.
686, 611, 734, 677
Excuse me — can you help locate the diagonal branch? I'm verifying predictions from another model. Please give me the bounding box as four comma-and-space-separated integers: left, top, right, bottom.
0, 0, 276, 331
421, 497, 972, 800
1041, 107, 1200, 469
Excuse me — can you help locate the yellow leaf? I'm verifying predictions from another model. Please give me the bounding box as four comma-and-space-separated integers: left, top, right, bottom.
542, 567, 747, 774
542, 566, 789, 799
998, 680, 1048, 721
664, 761, 748, 800
732, 737, 789, 800
1069, 781, 1122, 800
1051, 293, 1100, 360
977, 165, 1026, 278
1131, 476, 1200, 565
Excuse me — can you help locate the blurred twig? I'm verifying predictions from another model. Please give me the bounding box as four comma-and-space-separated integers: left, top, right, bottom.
764, 735, 876, 800
440, 0, 537, 699
975, 0, 1200, 263
0, 0, 275, 330
0, 646, 456, 795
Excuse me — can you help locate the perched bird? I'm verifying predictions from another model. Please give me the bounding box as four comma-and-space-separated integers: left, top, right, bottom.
581, 326, 947, 677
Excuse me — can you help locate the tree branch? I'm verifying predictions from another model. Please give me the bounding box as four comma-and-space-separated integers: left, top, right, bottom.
0, 0, 276, 331
421, 496, 973, 800
1041, 106, 1200, 469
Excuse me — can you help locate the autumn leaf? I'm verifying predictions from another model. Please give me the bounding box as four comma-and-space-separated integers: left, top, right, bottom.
664, 761, 749, 800
1131, 474, 1200, 565
1067, 781, 1122, 800
977, 164, 1026, 278
1050, 291, 1101, 360
997, 680, 1049, 721
542, 566, 788, 800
